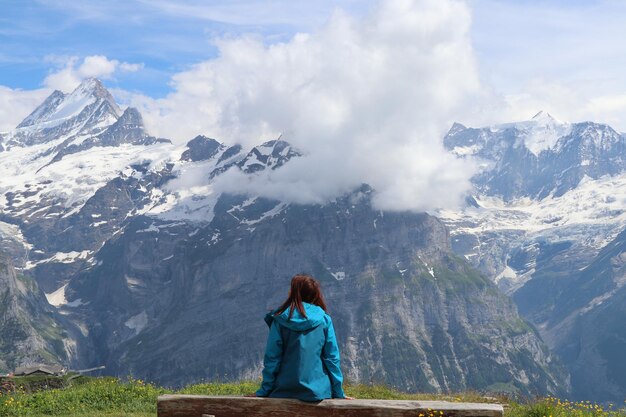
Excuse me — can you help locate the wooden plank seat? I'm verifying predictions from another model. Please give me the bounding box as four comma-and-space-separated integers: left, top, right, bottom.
157, 394, 504, 417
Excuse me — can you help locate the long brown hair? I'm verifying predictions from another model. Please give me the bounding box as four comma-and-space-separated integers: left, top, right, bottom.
274, 274, 328, 320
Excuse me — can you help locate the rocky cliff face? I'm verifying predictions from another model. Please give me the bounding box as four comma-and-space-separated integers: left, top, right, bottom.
514, 229, 626, 402
0, 80, 567, 396
55, 187, 565, 395
0, 252, 68, 373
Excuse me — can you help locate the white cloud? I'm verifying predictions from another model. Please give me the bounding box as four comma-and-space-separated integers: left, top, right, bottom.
465, 78, 626, 131
0, 86, 50, 132
119, 62, 144, 72
44, 55, 143, 92
465, 0, 626, 131
133, 0, 480, 212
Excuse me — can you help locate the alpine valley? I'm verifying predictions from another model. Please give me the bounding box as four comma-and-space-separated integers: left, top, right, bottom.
2, 79, 623, 401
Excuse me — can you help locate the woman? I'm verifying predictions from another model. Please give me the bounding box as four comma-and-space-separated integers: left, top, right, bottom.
255, 274, 351, 401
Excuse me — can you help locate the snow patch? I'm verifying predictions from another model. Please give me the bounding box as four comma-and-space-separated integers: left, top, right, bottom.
66, 298, 85, 307
241, 202, 288, 226
451, 144, 480, 156
45, 283, 69, 307
125, 275, 142, 287
331, 271, 346, 281
27, 250, 92, 269
494, 264, 518, 284
125, 311, 148, 335
136, 223, 160, 233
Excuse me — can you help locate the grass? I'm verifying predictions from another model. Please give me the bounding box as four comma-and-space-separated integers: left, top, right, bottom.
0, 376, 163, 417
0, 377, 625, 417
506, 397, 626, 417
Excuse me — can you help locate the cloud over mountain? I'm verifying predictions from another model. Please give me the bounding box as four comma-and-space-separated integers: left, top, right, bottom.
132, 0, 479, 211
44, 55, 143, 92
0, 86, 49, 132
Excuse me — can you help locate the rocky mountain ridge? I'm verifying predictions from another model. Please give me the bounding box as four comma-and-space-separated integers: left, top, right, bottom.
0, 252, 67, 373
445, 111, 626, 200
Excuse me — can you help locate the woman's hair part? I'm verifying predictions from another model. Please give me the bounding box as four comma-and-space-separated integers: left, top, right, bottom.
274, 274, 328, 319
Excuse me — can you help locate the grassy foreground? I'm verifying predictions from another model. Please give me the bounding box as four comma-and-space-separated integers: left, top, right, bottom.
0, 376, 625, 417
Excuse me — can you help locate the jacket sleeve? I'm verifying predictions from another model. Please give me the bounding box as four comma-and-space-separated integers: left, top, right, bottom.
256, 320, 283, 397
322, 316, 346, 398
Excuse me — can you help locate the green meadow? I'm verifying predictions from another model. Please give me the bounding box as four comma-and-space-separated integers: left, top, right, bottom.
0, 375, 624, 417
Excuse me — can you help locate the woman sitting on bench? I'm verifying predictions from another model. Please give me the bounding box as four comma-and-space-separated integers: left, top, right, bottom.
254, 274, 352, 401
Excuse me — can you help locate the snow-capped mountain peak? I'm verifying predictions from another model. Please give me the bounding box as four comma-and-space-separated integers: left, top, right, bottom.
445, 114, 626, 200
72, 77, 117, 101
563, 121, 622, 152
492, 111, 571, 156
112, 107, 143, 130
17, 78, 120, 131
531, 110, 559, 123
237, 139, 301, 173
6, 78, 122, 148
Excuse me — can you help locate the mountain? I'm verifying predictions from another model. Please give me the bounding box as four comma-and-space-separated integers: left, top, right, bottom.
55, 187, 565, 395
48, 107, 170, 164
0, 78, 181, 292
444, 111, 626, 200
0, 82, 567, 396
180, 136, 223, 162
441, 112, 626, 293
440, 113, 626, 401
7, 78, 121, 149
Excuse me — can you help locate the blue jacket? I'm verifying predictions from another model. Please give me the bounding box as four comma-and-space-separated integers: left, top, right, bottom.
256, 302, 346, 401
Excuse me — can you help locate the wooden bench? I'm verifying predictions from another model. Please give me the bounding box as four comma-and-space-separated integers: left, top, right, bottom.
157, 395, 504, 417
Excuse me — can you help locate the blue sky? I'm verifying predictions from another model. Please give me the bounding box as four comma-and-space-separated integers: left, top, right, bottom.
2, 0, 623, 96
0, 0, 372, 96
2, 0, 626, 134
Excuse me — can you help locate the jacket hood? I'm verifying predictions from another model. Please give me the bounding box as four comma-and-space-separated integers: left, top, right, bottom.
265, 302, 327, 331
